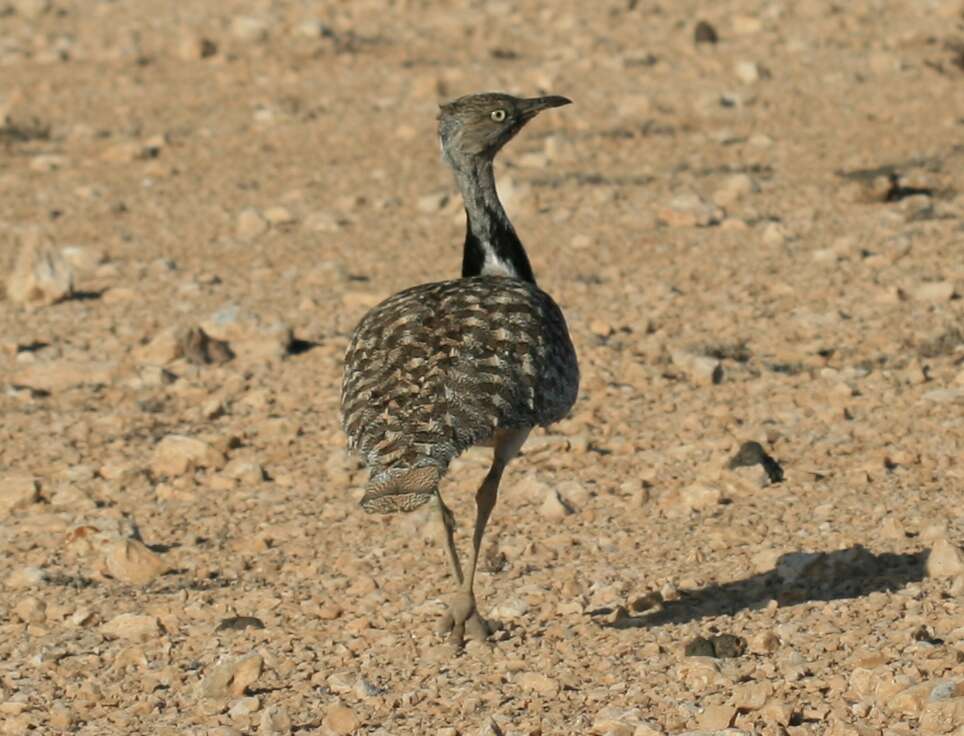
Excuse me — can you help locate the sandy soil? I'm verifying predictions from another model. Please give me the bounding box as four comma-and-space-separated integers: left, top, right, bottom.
1, 1, 963, 734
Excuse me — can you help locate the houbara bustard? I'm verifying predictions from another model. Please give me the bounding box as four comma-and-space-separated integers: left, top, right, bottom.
341, 93, 579, 647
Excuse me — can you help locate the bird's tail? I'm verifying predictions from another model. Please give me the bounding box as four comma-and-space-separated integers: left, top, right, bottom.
360, 465, 441, 513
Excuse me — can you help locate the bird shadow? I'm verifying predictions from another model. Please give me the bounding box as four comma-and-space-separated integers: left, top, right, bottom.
593, 545, 927, 629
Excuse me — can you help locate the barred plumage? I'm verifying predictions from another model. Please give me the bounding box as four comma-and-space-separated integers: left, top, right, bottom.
339, 92, 578, 647
341, 276, 578, 512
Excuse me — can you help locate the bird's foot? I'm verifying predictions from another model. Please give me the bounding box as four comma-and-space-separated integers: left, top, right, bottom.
437, 591, 490, 648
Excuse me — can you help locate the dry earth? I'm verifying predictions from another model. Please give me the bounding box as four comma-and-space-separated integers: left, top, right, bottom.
1, 1, 964, 735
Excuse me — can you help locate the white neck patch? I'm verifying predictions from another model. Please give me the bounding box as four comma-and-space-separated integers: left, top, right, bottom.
480, 242, 520, 278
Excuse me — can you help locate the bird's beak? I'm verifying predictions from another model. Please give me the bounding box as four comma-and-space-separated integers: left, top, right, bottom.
518, 95, 573, 120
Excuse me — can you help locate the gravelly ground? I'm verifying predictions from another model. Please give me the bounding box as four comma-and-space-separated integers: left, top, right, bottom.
1, 1, 963, 735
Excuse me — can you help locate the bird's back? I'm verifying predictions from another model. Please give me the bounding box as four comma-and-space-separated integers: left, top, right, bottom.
341, 276, 578, 511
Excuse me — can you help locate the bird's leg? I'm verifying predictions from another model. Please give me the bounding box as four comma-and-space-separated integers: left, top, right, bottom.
440, 428, 530, 647
436, 491, 463, 585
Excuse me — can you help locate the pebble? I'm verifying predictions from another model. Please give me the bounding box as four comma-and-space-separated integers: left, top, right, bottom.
5, 566, 47, 589
11, 361, 115, 392
12, 0, 50, 19
761, 222, 786, 245
231, 16, 270, 42
151, 434, 226, 477
0, 476, 40, 516
323, 703, 359, 735
515, 671, 560, 696
693, 20, 719, 44
418, 192, 449, 213
658, 193, 723, 228
679, 484, 723, 511
912, 281, 956, 303
177, 34, 218, 61
133, 328, 183, 365
671, 351, 723, 385
237, 208, 269, 240
713, 173, 756, 206
100, 613, 161, 641
258, 705, 292, 735
926, 539, 964, 578
201, 654, 264, 699
228, 696, 260, 717
13, 596, 46, 624
539, 488, 573, 520
734, 61, 760, 84
699, 704, 737, 730
5, 229, 74, 307
103, 538, 169, 585
48, 702, 73, 730
294, 19, 330, 39
304, 210, 342, 232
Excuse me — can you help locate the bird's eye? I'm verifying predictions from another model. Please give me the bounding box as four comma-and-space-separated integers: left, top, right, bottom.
490, 109, 507, 122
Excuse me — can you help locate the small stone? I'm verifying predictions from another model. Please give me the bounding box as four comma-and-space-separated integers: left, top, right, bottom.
151, 434, 226, 477
734, 61, 760, 84
258, 705, 292, 735
912, 281, 956, 302
13, 596, 46, 624
48, 702, 73, 730
417, 192, 449, 213
732, 682, 770, 710
229, 696, 260, 717
516, 672, 560, 696
11, 361, 114, 392
294, 19, 331, 38
5, 566, 46, 589
658, 193, 723, 228
101, 141, 150, 163
749, 631, 781, 654
177, 34, 218, 60
103, 539, 169, 586
12, 0, 50, 19
539, 488, 573, 520
201, 654, 264, 699
694, 20, 719, 44
672, 351, 723, 385
231, 16, 270, 42
237, 208, 269, 240
590, 319, 614, 338
633, 724, 665, 736
0, 476, 40, 516
100, 613, 161, 641
727, 441, 784, 483
760, 700, 793, 725
323, 703, 359, 735
761, 222, 785, 246
732, 15, 763, 33
557, 479, 591, 508
927, 539, 964, 578
699, 705, 737, 730
217, 616, 266, 632
5, 229, 74, 307
679, 484, 723, 511
304, 210, 342, 232
133, 328, 182, 365
263, 206, 295, 225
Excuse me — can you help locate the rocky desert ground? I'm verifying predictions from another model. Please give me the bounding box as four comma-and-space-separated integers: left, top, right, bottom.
1, 1, 964, 735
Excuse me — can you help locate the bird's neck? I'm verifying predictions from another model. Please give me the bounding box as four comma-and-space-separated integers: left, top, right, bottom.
452, 157, 535, 284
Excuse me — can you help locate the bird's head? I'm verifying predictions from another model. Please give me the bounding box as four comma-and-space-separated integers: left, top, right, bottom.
437, 92, 571, 168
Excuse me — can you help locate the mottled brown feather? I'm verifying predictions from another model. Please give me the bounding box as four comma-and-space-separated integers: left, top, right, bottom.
341, 275, 578, 512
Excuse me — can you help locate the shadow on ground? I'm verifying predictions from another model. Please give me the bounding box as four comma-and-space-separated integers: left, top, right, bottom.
593, 545, 928, 628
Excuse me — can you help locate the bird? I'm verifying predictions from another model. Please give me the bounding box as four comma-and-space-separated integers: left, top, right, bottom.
340, 92, 579, 647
